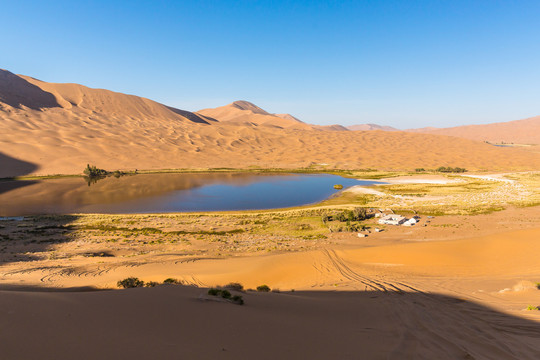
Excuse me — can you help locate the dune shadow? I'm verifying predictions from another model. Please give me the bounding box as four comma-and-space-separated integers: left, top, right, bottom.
0, 69, 60, 110
0, 152, 40, 195
0, 285, 539, 359
0, 214, 80, 265
166, 106, 218, 124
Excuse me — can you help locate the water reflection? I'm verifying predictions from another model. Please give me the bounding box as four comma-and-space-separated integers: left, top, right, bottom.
0, 173, 380, 216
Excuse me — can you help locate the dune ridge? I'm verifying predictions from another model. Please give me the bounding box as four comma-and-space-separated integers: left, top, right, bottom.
1, 69, 540, 177
408, 115, 540, 144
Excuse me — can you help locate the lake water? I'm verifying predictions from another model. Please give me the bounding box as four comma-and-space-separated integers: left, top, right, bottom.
0, 173, 381, 216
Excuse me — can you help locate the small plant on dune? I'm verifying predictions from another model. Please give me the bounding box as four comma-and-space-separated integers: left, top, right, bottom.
535, 282, 540, 290
526, 305, 539, 311
207, 288, 244, 305
224, 282, 244, 291
256, 284, 271, 292
208, 288, 221, 296
163, 278, 182, 285
231, 295, 244, 305
145, 281, 159, 287
220, 289, 232, 299
117, 277, 145, 288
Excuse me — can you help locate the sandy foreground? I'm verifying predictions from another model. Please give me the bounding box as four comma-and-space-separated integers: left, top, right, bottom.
1, 206, 540, 359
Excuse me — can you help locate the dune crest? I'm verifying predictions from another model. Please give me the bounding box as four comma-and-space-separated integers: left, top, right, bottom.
1, 70, 540, 177
408, 116, 540, 144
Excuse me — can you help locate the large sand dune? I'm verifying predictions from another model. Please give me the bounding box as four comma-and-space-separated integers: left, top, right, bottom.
408, 115, 540, 145
1, 69, 540, 178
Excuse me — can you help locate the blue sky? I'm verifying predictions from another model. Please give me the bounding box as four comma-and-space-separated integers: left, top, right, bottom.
2, 0, 539, 128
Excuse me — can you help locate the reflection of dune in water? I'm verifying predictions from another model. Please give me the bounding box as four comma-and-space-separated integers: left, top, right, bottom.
0, 173, 366, 215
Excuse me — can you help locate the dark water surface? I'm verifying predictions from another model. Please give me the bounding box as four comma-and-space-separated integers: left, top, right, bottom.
0, 173, 381, 216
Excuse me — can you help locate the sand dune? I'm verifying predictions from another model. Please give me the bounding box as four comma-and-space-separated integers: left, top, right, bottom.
1, 70, 540, 178
347, 123, 398, 131
408, 115, 540, 144
198, 100, 313, 129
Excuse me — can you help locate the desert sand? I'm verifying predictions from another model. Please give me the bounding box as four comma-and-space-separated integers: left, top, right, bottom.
408, 115, 540, 145
1, 206, 540, 359
2, 69, 540, 178
2, 69, 540, 359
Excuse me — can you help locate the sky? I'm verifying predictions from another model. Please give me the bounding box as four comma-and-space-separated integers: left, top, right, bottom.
2, 0, 540, 128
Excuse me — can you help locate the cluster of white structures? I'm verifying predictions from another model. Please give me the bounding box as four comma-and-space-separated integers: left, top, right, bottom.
377, 214, 420, 227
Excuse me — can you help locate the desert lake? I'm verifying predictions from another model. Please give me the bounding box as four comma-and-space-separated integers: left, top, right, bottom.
0, 173, 381, 216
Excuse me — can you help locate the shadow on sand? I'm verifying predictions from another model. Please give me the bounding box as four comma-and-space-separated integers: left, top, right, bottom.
0, 69, 60, 110
0, 285, 539, 359
0, 152, 40, 195
0, 214, 80, 265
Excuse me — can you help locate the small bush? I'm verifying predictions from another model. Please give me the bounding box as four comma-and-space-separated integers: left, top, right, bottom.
117, 277, 145, 288
535, 282, 540, 290
208, 288, 220, 296
145, 281, 159, 287
415, 168, 425, 172
83, 164, 108, 177
220, 289, 232, 299
224, 282, 244, 291
526, 305, 539, 311
352, 207, 368, 221
257, 284, 271, 292
163, 278, 181, 284
231, 295, 244, 305
436, 166, 467, 173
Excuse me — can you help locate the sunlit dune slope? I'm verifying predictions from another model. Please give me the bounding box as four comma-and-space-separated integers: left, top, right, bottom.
1, 69, 539, 177
197, 100, 313, 129
408, 115, 540, 144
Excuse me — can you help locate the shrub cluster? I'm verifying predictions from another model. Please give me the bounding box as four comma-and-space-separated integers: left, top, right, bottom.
117, 277, 145, 288
83, 164, 108, 178
322, 207, 368, 223
207, 288, 244, 305
436, 166, 467, 173
117, 277, 184, 288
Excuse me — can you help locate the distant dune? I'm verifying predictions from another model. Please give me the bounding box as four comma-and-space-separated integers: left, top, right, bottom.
197, 100, 313, 129
347, 123, 398, 131
408, 116, 540, 144
1, 69, 540, 177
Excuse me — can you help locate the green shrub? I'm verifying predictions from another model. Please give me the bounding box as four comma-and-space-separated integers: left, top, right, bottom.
436, 166, 467, 173
163, 278, 181, 284
415, 168, 425, 172
220, 289, 232, 299
83, 164, 108, 177
224, 282, 244, 291
256, 284, 271, 292
117, 277, 145, 288
145, 281, 159, 287
526, 305, 539, 311
336, 212, 347, 222
231, 295, 244, 305
208, 288, 221, 296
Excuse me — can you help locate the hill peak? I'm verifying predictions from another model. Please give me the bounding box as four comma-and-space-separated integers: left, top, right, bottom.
229, 100, 270, 115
